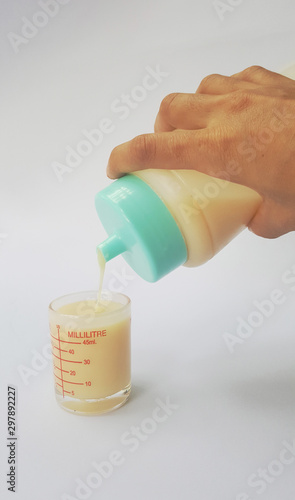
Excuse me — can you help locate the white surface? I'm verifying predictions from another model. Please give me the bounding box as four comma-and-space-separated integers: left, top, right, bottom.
1, 1, 295, 499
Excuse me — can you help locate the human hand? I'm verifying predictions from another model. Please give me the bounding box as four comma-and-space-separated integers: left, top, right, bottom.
107, 66, 295, 238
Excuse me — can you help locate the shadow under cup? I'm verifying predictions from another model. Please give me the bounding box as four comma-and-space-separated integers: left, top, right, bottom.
48, 290, 131, 415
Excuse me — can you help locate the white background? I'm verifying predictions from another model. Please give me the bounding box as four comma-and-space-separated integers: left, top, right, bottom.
1, 1, 295, 499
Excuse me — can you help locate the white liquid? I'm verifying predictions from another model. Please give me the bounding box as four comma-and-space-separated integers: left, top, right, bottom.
135, 169, 262, 266
95, 248, 106, 311
52, 299, 131, 403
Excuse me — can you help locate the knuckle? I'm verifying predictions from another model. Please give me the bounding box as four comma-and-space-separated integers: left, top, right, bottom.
214, 127, 231, 151
209, 127, 234, 165
240, 65, 266, 78
158, 93, 179, 116
228, 89, 253, 112
197, 74, 221, 93
169, 131, 187, 160
129, 134, 156, 165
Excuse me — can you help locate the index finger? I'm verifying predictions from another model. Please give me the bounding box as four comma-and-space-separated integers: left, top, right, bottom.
106, 129, 245, 186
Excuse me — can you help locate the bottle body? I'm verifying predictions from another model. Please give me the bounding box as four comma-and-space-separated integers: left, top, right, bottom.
134, 169, 262, 267
95, 169, 262, 281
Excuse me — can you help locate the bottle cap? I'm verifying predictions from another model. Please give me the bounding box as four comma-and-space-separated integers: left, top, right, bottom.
95, 174, 187, 282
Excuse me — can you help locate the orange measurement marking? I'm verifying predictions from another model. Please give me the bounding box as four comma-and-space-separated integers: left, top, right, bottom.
54, 365, 69, 373
55, 374, 84, 386
50, 334, 81, 345
53, 346, 68, 353
56, 325, 65, 398
52, 352, 82, 363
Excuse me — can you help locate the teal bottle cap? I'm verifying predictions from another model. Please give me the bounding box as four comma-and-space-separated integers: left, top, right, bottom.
95, 174, 187, 282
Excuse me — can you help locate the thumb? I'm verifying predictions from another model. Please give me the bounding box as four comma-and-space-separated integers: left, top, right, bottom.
248, 198, 295, 238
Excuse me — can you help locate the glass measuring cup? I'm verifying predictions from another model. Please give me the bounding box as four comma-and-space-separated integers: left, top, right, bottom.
48, 290, 131, 415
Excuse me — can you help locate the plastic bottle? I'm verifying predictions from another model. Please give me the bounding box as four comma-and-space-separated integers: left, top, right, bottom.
95, 169, 262, 282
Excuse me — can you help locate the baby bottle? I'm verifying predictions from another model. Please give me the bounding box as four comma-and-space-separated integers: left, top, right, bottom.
95, 169, 262, 282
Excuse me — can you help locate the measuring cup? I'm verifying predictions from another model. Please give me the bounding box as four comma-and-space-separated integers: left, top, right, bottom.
48, 290, 131, 415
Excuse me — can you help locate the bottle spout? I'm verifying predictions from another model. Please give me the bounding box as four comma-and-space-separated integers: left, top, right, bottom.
96, 234, 127, 263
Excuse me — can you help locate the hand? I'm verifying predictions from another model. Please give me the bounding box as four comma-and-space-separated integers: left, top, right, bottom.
107, 66, 295, 238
